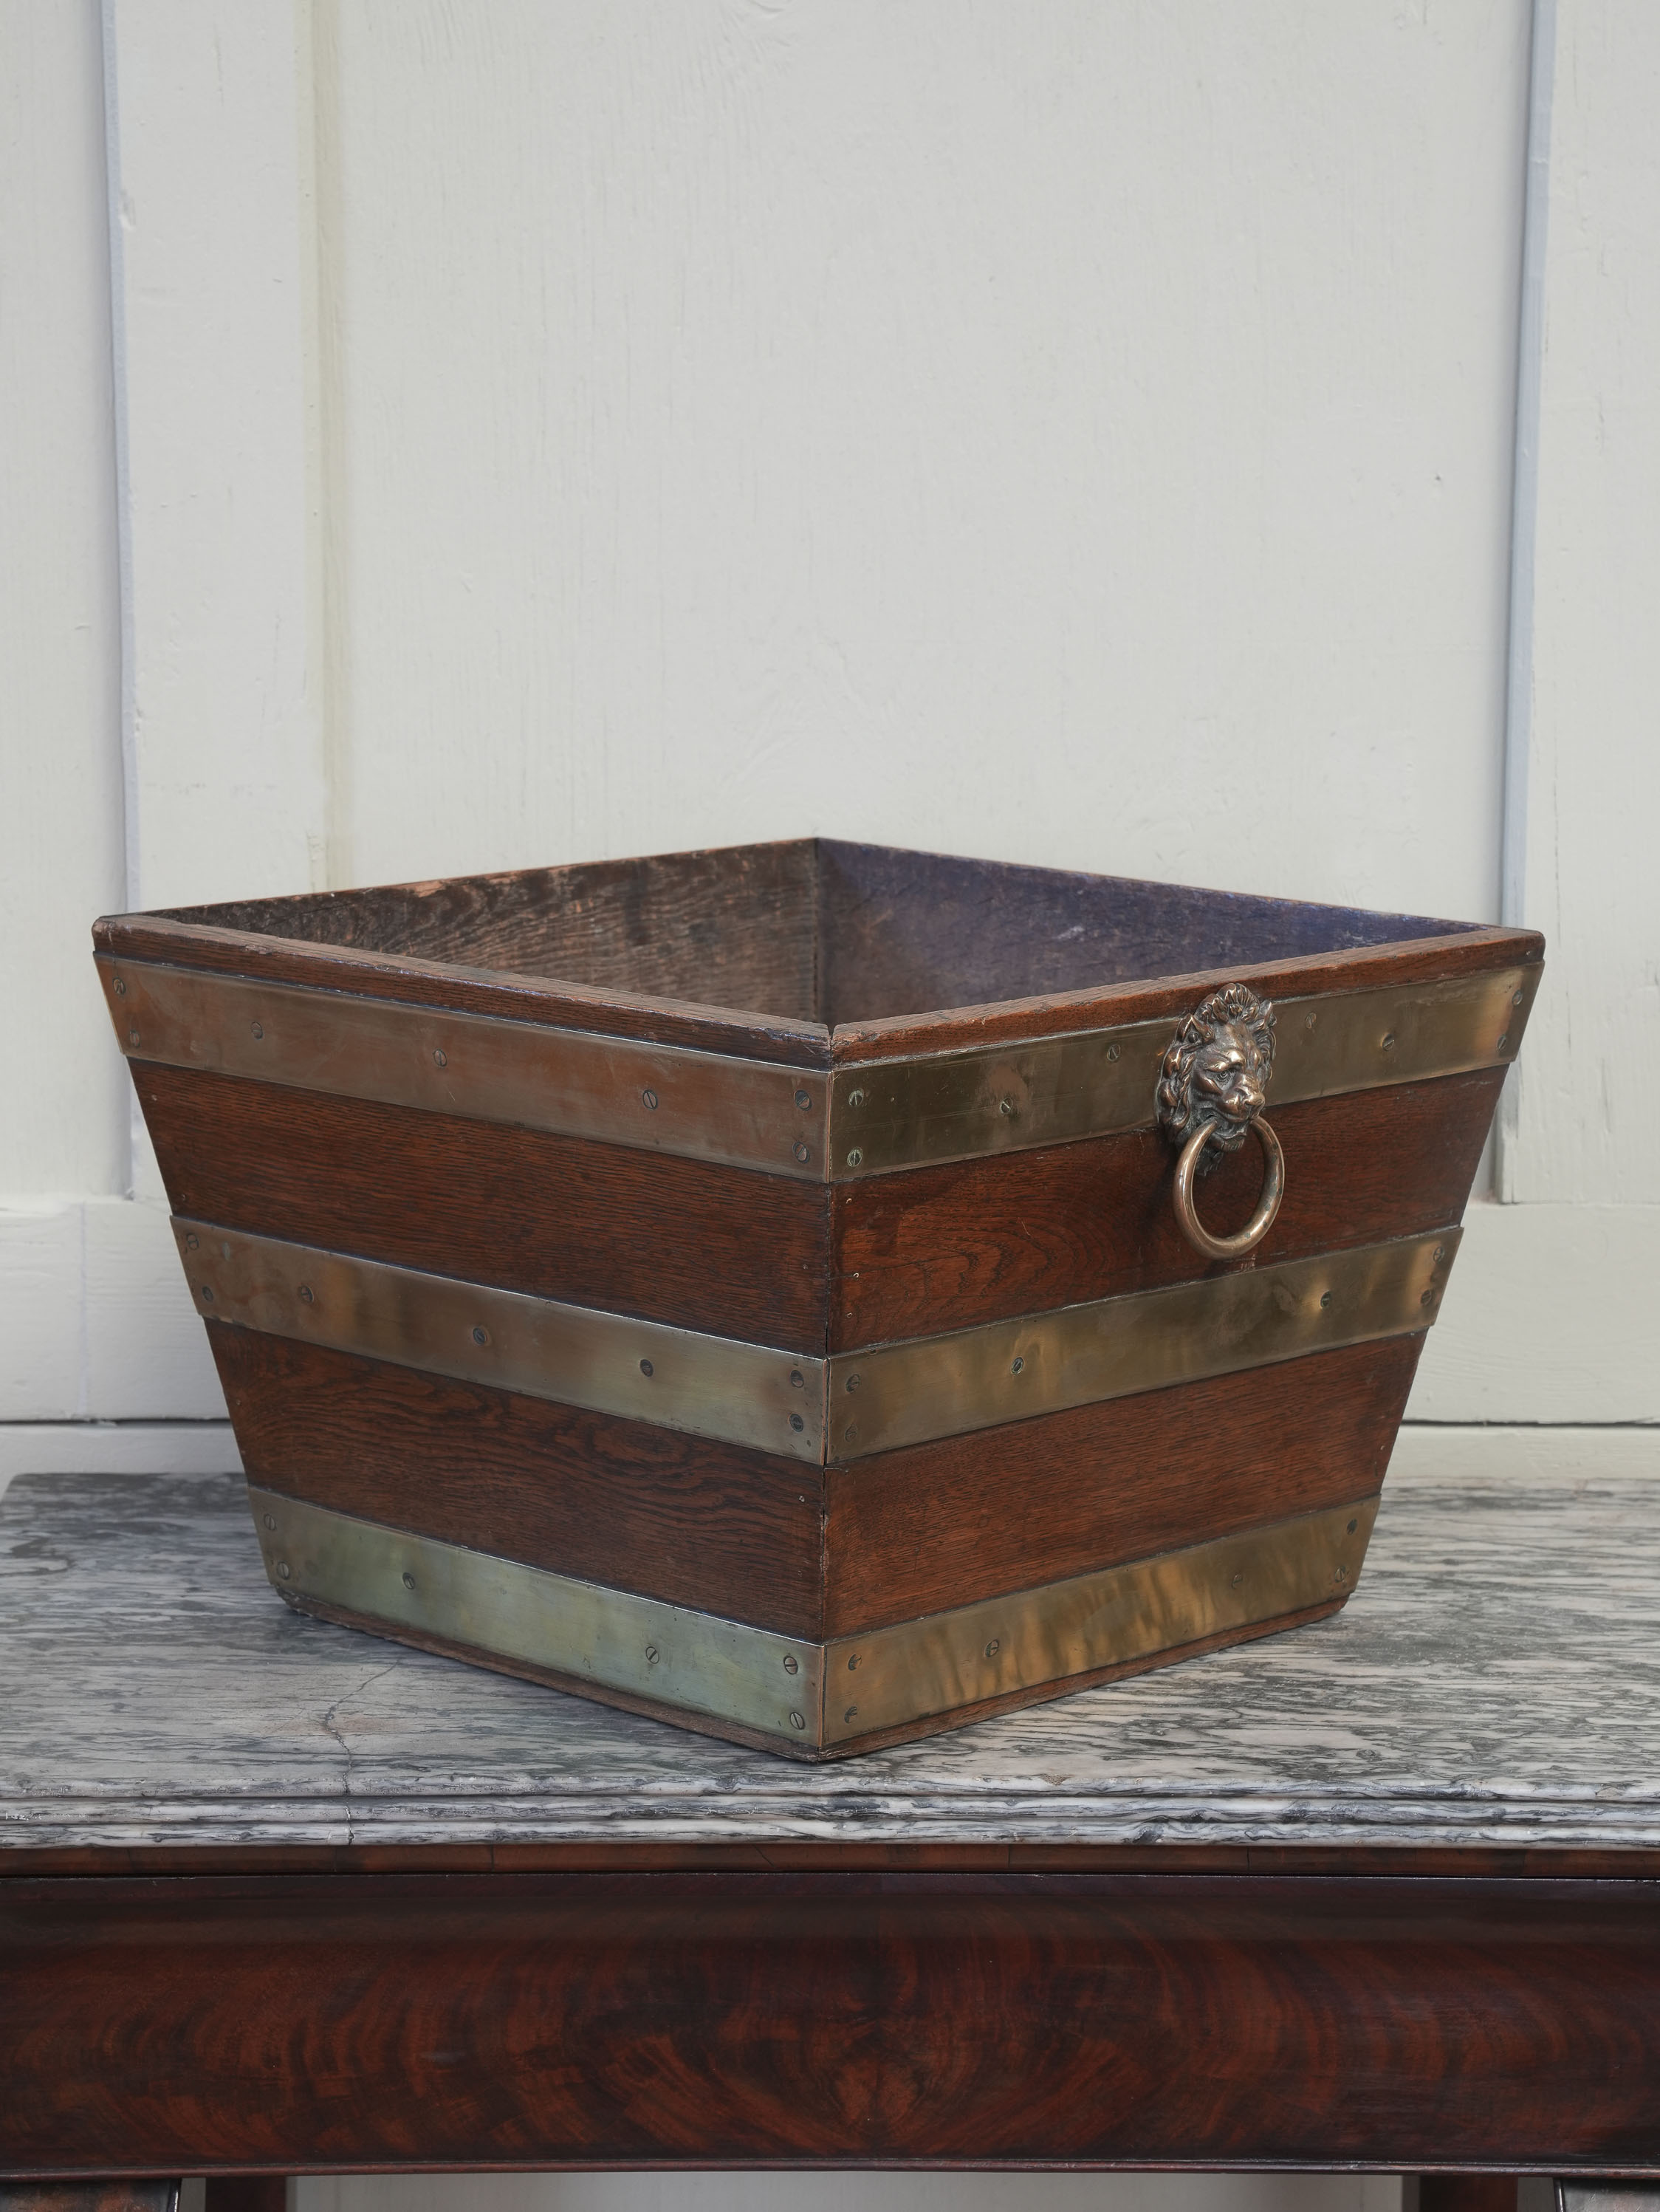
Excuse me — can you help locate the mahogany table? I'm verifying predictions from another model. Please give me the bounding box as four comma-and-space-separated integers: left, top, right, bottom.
4, 1465, 1659, 2205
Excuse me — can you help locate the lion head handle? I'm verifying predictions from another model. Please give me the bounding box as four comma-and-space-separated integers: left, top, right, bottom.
1156, 983, 1276, 1167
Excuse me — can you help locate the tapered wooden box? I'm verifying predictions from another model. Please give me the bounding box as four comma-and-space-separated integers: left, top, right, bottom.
94, 840, 1541, 1758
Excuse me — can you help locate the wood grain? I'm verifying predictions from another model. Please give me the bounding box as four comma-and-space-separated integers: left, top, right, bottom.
136, 1064, 831, 1352
822, 1335, 1419, 1635
831, 1068, 1498, 1348
5, 1870, 1660, 2172
209, 1329, 826, 1640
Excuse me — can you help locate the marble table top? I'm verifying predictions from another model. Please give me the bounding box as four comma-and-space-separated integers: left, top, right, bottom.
4, 1465, 1658, 1854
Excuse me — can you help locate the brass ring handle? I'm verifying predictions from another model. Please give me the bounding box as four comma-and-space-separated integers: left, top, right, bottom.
1172, 1114, 1284, 1262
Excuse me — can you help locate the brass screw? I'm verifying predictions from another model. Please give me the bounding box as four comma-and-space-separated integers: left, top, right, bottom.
1334, 1564, 1348, 1583
1231, 1572, 1243, 1587
263, 1513, 276, 1531
999, 1097, 1015, 1118
251, 1021, 264, 1040
433, 1048, 447, 1067
847, 1653, 860, 1671
639, 1357, 654, 1377
846, 1147, 862, 1168
1347, 1518, 1358, 1533
276, 1560, 291, 1580
1304, 1011, 1317, 1031
645, 1645, 659, 1665
1105, 1042, 1120, 1063
472, 1324, 490, 1346
402, 1571, 416, 1591
795, 1089, 812, 1110
1381, 1033, 1396, 1052
128, 1028, 140, 1046
1512, 990, 1524, 1007
848, 1088, 865, 1108
789, 1369, 805, 1389
1420, 1288, 1435, 1307
298, 1285, 314, 1304
794, 1140, 810, 1163
844, 1425, 857, 1444
1498, 1033, 1510, 1051
199, 1285, 215, 1302
790, 1413, 805, 1432
1320, 1291, 1333, 1309
112, 976, 127, 996
1011, 1356, 1024, 1374
789, 1711, 806, 1730
642, 1088, 659, 1110
846, 1373, 861, 1392
1433, 1244, 1446, 1263
783, 1654, 798, 1674
185, 1233, 199, 1250
984, 1638, 1001, 1659
844, 1706, 857, 1724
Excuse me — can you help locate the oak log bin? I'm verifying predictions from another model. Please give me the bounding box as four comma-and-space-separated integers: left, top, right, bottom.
92, 839, 1543, 1759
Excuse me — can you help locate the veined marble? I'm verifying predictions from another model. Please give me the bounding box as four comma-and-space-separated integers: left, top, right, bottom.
4, 1470, 1659, 1852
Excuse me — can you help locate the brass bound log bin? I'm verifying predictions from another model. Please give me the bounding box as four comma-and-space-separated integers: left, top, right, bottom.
93, 841, 1543, 1759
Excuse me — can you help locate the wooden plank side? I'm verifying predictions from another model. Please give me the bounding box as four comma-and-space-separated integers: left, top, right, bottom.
822, 1335, 1421, 1637
151, 839, 820, 1021
210, 1329, 826, 1642
830, 927, 1544, 1064
5, 1871, 1660, 2171
831, 1069, 1500, 1349
134, 1065, 831, 1352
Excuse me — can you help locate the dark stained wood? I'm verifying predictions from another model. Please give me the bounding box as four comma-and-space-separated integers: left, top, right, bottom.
202, 2184, 287, 2212
817, 837, 1496, 1025
6, 1871, 1660, 2172
831, 1068, 1500, 1349
209, 1329, 826, 1642
1418, 2182, 1520, 2211
136, 1064, 831, 1352
823, 1335, 1421, 1635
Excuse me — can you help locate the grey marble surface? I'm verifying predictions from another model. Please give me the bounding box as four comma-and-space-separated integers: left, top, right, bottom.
3, 1468, 1659, 1852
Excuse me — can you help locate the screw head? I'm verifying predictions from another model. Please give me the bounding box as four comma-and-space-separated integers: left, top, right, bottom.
999, 1097, 1015, 1118
844, 1706, 858, 1724
639, 1357, 654, 1377
472, 1324, 490, 1346
789, 1711, 806, 1730
1513, 989, 1525, 1007
402, 1570, 416, 1591
642, 1088, 659, 1111
1320, 1291, 1333, 1310
1334, 1564, 1349, 1583
1012, 1355, 1025, 1374
789, 1369, 804, 1389
1420, 1288, 1436, 1307
1498, 1033, 1509, 1051
844, 1424, 857, 1444
984, 1638, 1001, 1659
276, 1560, 291, 1580
847, 1653, 860, 1671
298, 1284, 314, 1304
1433, 1244, 1446, 1264
251, 1021, 264, 1041
263, 1513, 276, 1531
433, 1048, 447, 1068
185, 1233, 199, 1251
795, 1089, 812, 1111
1381, 1032, 1397, 1052
112, 976, 127, 997
1347, 1518, 1358, 1534
199, 1284, 214, 1302
645, 1644, 659, 1665
783, 1654, 798, 1675
1230, 1571, 1243, 1587
848, 1088, 865, 1108
1304, 1010, 1317, 1031
793, 1140, 810, 1163
1105, 1042, 1120, 1063
789, 1413, 805, 1432
128, 1028, 140, 1046
846, 1147, 863, 1168
846, 1372, 861, 1392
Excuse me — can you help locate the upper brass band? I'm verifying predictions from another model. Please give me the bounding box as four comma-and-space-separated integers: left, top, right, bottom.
179, 1217, 1459, 1465
103, 955, 1537, 1182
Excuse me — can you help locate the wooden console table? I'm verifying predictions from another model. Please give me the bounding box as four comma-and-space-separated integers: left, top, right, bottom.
4, 1465, 1659, 2198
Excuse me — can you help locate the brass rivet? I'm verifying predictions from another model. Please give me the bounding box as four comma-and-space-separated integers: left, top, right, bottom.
402, 1570, 416, 1592
847, 1653, 860, 1671
472, 1324, 490, 1346
1347, 1518, 1358, 1533
1420, 1288, 1435, 1307
276, 1560, 291, 1579
433, 1048, 447, 1068
1320, 1291, 1333, 1309
642, 1088, 659, 1111
789, 1711, 806, 1730
1381, 1032, 1396, 1052
790, 1413, 805, 1432
848, 1088, 865, 1108
645, 1645, 659, 1665
844, 1705, 857, 1724
1105, 1042, 1120, 1063
185, 1233, 199, 1250
128, 1027, 140, 1046
1498, 1032, 1509, 1051
251, 1021, 264, 1040
789, 1369, 804, 1388
639, 1357, 654, 1377
263, 1513, 276, 1531
846, 1147, 863, 1168
112, 976, 127, 997
984, 1638, 1000, 1659
298, 1284, 314, 1304
846, 1373, 861, 1392
1512, 990, 1525, 1007
793, 1140, 810, 1163
795, 1089, 812, 1111
783, 1654, 798, 1675
199, 1285, 214, 1302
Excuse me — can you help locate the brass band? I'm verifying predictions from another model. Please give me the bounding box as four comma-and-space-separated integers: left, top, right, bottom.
182, 1218, 1458, 1465
248, 1484, 1379, 1754
104, 955, 1537, 1181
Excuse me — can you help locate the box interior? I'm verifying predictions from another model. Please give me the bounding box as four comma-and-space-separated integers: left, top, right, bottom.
159, 839, 1478, 1028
